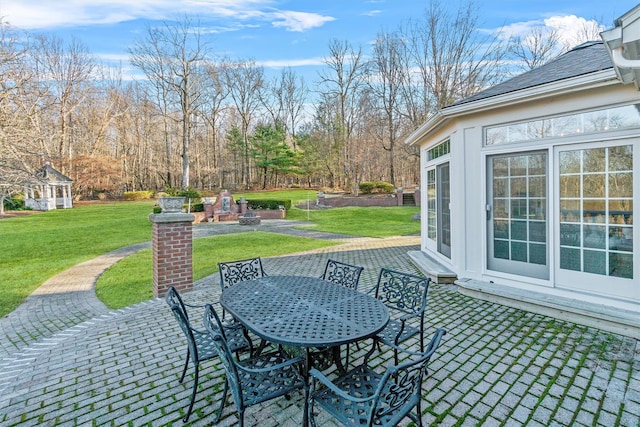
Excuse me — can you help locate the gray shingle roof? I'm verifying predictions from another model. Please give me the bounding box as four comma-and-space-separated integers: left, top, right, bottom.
34, 163, 73, 183
450, 41, 613, 107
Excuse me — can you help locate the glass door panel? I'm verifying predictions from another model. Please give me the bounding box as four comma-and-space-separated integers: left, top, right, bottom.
487, 151, 549, 279
556, 143, 636, 299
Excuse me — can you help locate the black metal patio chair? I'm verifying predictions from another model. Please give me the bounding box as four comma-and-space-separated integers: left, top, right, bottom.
320, 259, 364, 290
218, 257, 267, 291
371, 268, 431, 364
165, 286, 251, 422
308, 328, 446, 427
203, 304, 308, 426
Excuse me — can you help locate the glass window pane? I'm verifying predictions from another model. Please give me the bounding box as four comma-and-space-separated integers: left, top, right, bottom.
494, 199, 508, 218
511, 241, 527, 262
510, 177, 527, 197
510, 157, 527, 176
560, 247, 581, 271
493, 158, 509, 177
609, 226, 633, 252
529, 199, 545, 220
608, 173, 633, 198
529, 154, 546, 174
583, 200, 606, 223
494, 220, 509, 239
512, 199, 527, 219
511, 220, 527, 240
529, 176, 546, 197
609, 253, 633, 278
583, 148, 606, 172
583, 225, 606, 249
529, 243, 546, 265
560, 200, 580, 223
584, 250, 606, 275
583, 174, 605, 197
560, 151, 581, 174
529, 221, 546, 242
609, 200, 633, 225
608, 145, 633, 171
494, 240, 509, 259
560, 175, 581, 198
560, 223, 581, 247
493, 178, 508, 197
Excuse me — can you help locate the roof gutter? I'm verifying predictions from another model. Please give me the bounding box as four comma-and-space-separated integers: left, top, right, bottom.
601, 4, 640, 88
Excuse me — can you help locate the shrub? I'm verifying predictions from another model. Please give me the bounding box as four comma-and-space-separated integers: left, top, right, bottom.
190, 203, 204, 212
247, 199, 291, 210
179, 187, 201, 201
3, 194, 26, 210
359, 181, 395, 194
123, 191, 154, 201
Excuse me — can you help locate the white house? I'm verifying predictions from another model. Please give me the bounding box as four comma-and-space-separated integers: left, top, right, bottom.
406, 6, 640, 338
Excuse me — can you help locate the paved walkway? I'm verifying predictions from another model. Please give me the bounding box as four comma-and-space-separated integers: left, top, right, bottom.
0, 221, 638, 426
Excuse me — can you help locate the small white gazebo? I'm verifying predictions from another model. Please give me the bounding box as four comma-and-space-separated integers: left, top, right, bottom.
24, 162, 73, 211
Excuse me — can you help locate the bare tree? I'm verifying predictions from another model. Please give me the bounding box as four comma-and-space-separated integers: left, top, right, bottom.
510, 27, 562, 71
316, 39, 365, 191
129, 16, 209, 189
366, 29, 408, 186
263, 67, 308, 148
32, 34, 95, 164
223, 58, 266, 188
405, 0, 508, 110
0, 21, 56, 212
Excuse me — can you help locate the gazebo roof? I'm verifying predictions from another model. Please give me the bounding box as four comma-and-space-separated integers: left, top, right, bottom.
33, 162, 73, 184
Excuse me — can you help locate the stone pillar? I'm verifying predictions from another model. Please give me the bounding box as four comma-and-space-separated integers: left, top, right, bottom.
396, 187, 403, 206
149, 211, 195, 298
414, 186, 421, 206
238, 197, 248, 214
204, 201, 214, 221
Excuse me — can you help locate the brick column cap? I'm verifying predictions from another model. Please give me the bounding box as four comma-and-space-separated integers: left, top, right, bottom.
149, 213, 195, 224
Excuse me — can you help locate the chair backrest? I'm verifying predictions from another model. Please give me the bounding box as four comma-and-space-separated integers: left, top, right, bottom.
367, 328, 446, 427
374, 268, 430, 316
218, 257, 266, 290
165, 286, 199, 363
321, 259, 364, 290
204, 304, 243, 405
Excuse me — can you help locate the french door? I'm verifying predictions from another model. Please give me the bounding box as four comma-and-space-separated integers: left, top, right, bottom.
555, 141, 637, 299
487, 151, 549, 279
426, 162, 451, 258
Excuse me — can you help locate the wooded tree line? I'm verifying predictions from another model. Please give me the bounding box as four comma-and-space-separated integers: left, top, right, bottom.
0, 1, 602, 203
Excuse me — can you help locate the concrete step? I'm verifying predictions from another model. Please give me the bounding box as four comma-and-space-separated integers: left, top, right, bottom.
408, 250, 457, 284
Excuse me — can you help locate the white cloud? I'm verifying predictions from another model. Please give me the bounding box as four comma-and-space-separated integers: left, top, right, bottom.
257, 57, 326, 68
496, 14, 604, 47
270, 11, 335, 32
0, 0, 335, 33
363, 10, 382, 17
544, 15, 604, 46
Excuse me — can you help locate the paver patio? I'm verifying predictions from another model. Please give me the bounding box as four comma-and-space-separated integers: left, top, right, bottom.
0, 221, 638, 426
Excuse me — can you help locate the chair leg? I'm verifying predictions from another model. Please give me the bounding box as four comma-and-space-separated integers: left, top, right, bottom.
416, 397, 424, 427
214, 377, 229, 423
183, 362, 199, 422
179, 349, 190, 383
238, 409, 245, 427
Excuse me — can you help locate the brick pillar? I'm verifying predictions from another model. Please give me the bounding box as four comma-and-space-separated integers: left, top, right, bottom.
149, 212, 195, 298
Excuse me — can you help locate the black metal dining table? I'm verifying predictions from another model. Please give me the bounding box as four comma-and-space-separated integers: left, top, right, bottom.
219, 275, 389, 426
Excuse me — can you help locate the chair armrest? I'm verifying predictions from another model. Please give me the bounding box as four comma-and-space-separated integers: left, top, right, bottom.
309, 368, 376, 404
236, 355, 305, 374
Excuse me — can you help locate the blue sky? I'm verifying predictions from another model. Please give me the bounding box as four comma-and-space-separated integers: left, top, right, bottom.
1, 0, 638, 83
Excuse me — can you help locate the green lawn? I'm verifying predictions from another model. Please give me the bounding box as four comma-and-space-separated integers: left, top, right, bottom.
96, 231, 338, 309
1, 194, 420, 315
